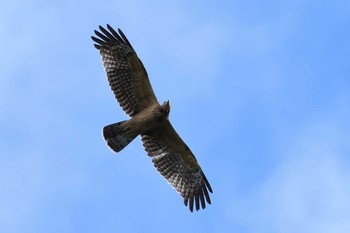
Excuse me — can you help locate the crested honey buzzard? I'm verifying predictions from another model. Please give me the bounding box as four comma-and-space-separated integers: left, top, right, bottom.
92, 25, 213, 212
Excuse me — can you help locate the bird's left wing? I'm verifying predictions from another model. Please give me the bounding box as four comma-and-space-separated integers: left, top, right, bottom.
92, 25, 158, 116
141, 121, 213, 212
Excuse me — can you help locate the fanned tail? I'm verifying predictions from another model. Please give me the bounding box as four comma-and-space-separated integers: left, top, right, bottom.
102, 121, 137, 153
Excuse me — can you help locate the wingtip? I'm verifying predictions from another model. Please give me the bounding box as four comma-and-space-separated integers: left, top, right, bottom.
117, 28, 132, 47
203, 174, 213, 193
118, 28, 123, 37
184, 197, 189, 206
107, 24, 113, 31
207, 198, 212, 205
93, 44, 101, 50
189, 196, 194, 212
91, 36, 101, 49
199, 191, 206, 209
195, 194, 200, 211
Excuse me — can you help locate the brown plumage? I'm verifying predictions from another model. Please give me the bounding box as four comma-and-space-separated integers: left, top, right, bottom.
92, 24, 213, 212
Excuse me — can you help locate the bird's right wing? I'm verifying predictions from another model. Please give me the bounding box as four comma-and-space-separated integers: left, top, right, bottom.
92, 24, 158, 116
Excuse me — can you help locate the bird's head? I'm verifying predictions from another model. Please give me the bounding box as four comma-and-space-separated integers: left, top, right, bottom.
160, 100, 171, 116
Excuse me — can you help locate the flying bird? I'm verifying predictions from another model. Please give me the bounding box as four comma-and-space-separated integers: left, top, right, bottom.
91, 24, 213, 212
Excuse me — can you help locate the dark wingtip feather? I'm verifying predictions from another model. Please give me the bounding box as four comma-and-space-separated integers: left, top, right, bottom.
118, 28, 133, 48
184, 197, 189, 206
91, 36, 101, 49
189, 196, 194, 212
92, 24, 134, 51
93, 44, 101, 50
195, 192, 200, 211
202, 184, 211, 204
94, 30, 109, 42
99, 25, 117, 42
107, 24, 124, 42
203, 174, 213, 193
199, 191, 206, 209
91, 35, 106, 46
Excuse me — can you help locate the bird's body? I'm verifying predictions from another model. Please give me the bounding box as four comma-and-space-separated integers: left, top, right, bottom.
122, 103, 166, 137
92, 24, 212, 212
104, 102, 169, 152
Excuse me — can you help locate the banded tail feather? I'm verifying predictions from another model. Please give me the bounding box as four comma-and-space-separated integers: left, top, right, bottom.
102, 121, 137, 152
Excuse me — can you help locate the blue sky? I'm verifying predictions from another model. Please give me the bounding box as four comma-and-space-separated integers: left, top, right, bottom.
1, 0, 350, 232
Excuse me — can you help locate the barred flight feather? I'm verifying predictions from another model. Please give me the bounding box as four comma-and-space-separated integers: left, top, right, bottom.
142, 134, 212, 212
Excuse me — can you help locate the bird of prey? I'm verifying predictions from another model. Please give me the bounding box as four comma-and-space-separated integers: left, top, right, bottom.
91, 24, 213, 212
